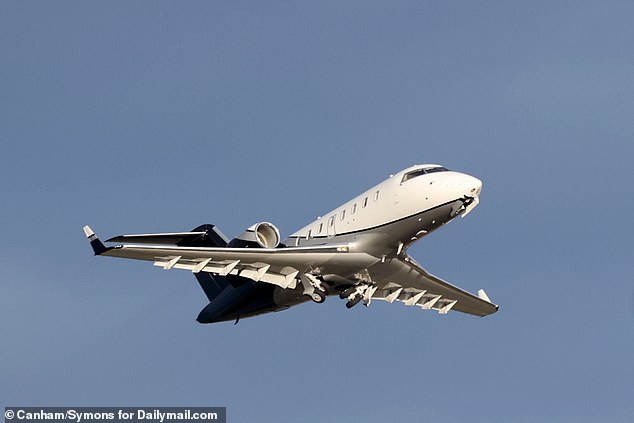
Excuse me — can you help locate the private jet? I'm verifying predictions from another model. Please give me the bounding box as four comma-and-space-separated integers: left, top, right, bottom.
84, 164, 498, 324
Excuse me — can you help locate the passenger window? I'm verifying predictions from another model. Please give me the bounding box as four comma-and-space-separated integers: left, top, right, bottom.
318, 223, 323, 233
363, 197, 368, 208
374, 190, 379, 201
329, 216, 335, 227
306, 230, 311, 240
352, 203, 357, 214
340, 210, 345, 221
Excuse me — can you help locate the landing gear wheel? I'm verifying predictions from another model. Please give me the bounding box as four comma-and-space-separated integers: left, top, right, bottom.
346, 295, 362, 309
309, 290, 326, 303
339, 286, 357, 299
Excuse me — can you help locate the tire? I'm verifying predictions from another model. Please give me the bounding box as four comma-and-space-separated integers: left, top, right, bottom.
346, 296, 362, 309
308, 291, 326, 303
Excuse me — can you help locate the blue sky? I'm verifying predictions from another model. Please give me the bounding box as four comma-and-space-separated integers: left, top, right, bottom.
1, 1, 633, 422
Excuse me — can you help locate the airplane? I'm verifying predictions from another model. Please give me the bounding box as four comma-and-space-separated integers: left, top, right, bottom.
83, 164, 498, 324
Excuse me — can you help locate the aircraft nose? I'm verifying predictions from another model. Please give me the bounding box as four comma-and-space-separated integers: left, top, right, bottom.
467, 176, 482, 197
452, 174, 482, 198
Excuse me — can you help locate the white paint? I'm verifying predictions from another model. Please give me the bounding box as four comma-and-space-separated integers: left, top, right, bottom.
290, 164, 482, 239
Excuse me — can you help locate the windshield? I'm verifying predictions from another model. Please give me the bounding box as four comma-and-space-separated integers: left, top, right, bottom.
401, 166, 449, 183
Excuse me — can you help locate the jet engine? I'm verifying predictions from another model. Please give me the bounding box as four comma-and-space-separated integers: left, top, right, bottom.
228, 222, 281, 248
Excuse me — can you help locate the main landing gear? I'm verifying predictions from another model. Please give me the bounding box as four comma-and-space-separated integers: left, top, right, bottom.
302, 273, 327, 303
309, 289, 327, 303
301, 274, 378, 309
340, 284, 377, 309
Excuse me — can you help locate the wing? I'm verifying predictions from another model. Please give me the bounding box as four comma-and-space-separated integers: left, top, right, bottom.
83, 226, 378, 289
84, 226, 497, 317
367, 255, 498, 317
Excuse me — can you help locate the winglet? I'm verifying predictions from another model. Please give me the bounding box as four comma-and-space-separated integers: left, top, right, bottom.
477, 289, 492, 303
83, 225, 108, 255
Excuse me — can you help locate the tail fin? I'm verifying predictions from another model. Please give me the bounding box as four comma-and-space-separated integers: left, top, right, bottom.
194, 272, 231, 301
186, 226, 231, 301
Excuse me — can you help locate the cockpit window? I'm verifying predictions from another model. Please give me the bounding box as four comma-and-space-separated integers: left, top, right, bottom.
401, 166, 449, 183
425, 166, 449, 174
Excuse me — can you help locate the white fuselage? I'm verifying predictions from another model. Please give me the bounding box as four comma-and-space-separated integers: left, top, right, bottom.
285, 164, 482, 254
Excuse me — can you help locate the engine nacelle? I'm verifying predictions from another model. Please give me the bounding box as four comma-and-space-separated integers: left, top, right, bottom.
228, 222, 281, 248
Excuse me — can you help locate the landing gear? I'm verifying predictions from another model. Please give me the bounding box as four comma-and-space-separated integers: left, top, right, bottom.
309, 289, 326, 303
345, 295, 363, 309
339, 285, 358, 299
302, 273, 328, 303
341, 284, 376, 309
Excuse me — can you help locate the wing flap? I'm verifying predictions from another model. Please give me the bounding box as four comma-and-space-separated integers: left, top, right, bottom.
152, 257, 300, 289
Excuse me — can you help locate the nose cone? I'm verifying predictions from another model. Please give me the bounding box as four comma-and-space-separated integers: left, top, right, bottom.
454, 173, 482, 198
455, 174, 482, 217
468, 176, 483, 197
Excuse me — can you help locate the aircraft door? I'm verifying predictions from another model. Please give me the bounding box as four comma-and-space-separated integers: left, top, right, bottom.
327, 215, 335, 238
